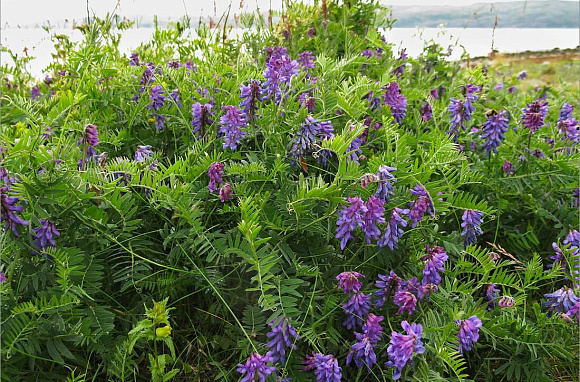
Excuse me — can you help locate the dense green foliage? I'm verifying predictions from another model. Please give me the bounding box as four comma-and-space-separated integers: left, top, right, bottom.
1, 1, 578, 381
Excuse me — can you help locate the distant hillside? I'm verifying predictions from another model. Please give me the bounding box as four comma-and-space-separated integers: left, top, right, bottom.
387, 1, 580, 28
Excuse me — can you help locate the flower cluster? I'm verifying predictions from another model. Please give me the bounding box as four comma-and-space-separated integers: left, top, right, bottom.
408, 185, 435, 228
33, 219, 60, 250
263, 47, 299, 103
521, 99, 548, 133
336, 271, 364, 295
290, 116, 334, 161
461, 209, 484, 247
543, 286, 579, 316
266, 317, 299, 365
386, 321, 425, 380
304, 352, 342, 382
383, 82, 407, 124
420, 245, 448, 286
377, 208, 408, 250
342, 291, 372, 330
191, 102, 214, 138
335, 197, 366, 250
481, 110, 510, 155
374, 271, 402, 308
375, 165, 397, 202
361, 196, 385, 243
218, 105, 247, 150
208, 162, 225, 193
237, 353, 276, 382
134, 145, 154, 163
240, 80, 265, 119
456, 315, 482, 353
1, 186, 29, 236
346, 313, 383, 369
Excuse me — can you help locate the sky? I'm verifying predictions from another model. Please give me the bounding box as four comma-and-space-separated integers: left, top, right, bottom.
1, 0, 578, 26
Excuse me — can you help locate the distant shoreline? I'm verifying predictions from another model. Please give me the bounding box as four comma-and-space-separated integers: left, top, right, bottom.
462, 46, 580, 66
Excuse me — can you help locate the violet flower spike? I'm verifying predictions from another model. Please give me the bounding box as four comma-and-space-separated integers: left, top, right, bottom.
342, 292, 371, 330
219, 183, 233, 203
346, 314, 384, 369
361, 196, 385, 244
303, 352, 342, 382
481, 110, 510, 155
237, 352, 276, 382
335, 197, 367, 250
33, 219, 60, 250
134, 145, 153, 163
386, 321, 425, 381
421, 245, 448, 286
456, 315, 482, 353
383, 81, 407, 124
1, 186, 29, 236
218, 105, 247, 151
191, 102, 214, 138
521, 99, 548, 133
266, 317, 299, 365
461, 209, 484, 247
558, 103, 574, 123
375, 165, 397, 202
336, 271, 364, 296
408, 184, 435, 228
543, 286, 579, 316
240, 79, 264, 119
374, 271, 402, 308
208, 162, 225, 193
377, 208, 409, 250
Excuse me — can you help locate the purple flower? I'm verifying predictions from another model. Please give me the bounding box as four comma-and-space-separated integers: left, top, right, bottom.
361, 196, 385, 244
303, 353, 342, 382
375, 165, 397, 202
502, 160, 515, 175
208, 162, 224, 194
83, 124, 99, 147
481, 110, 510, 155
461, 209, 484, 247
386, 321, 425, 380
129, 52, 140, 66
361, 50, 374, 58
544, 286, 579, 316
33, 219, 60, 250
393, 289, 418, 315
263, 48, 299, 104
169, 89, 182, 108
374, 271, 402, 308
346, 134, 363, 166
154, 114, 165, 131
0, 273, 6, 283
167, 60, 181, 69
383, 82, 407, 124
486, 283, 500, 309
498, 295, 515, 308
237, 352, 276, 382
30, 85, 41, 100
562, 301, 580, 324
335, 197, 367, 250
148, 85, 166, 112
421, 103, 433, 122
408, 185, 435, 228
494, 83, 504, 91
448, 99, 472, 140
392, 49, 408, 77
191, 102, 214, 138
240, 80, 265, 119
421, 245, 448, 286
516, 70, 527, 80
558, 118, 579, 143
336, 271, 364, 295
558, 103, 574, 123
360, 173, 378, 189
298, 93, 316, 113
297, 51, 315, 71
521, 99, 548, 133
134, 145, 153, 163
219, 183, 233, 202
456, 315, 482, 353
430, 88, 439, 100
219, 106, 247, 150
1, 186, 29, 236
377, 208, 409, 250
346, 314, 384, 369
266, 317, 299, 365
508, 85, 517, 94
342, 292, 371, 330
290, 116, 334, 160
307, 27, 316, 37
